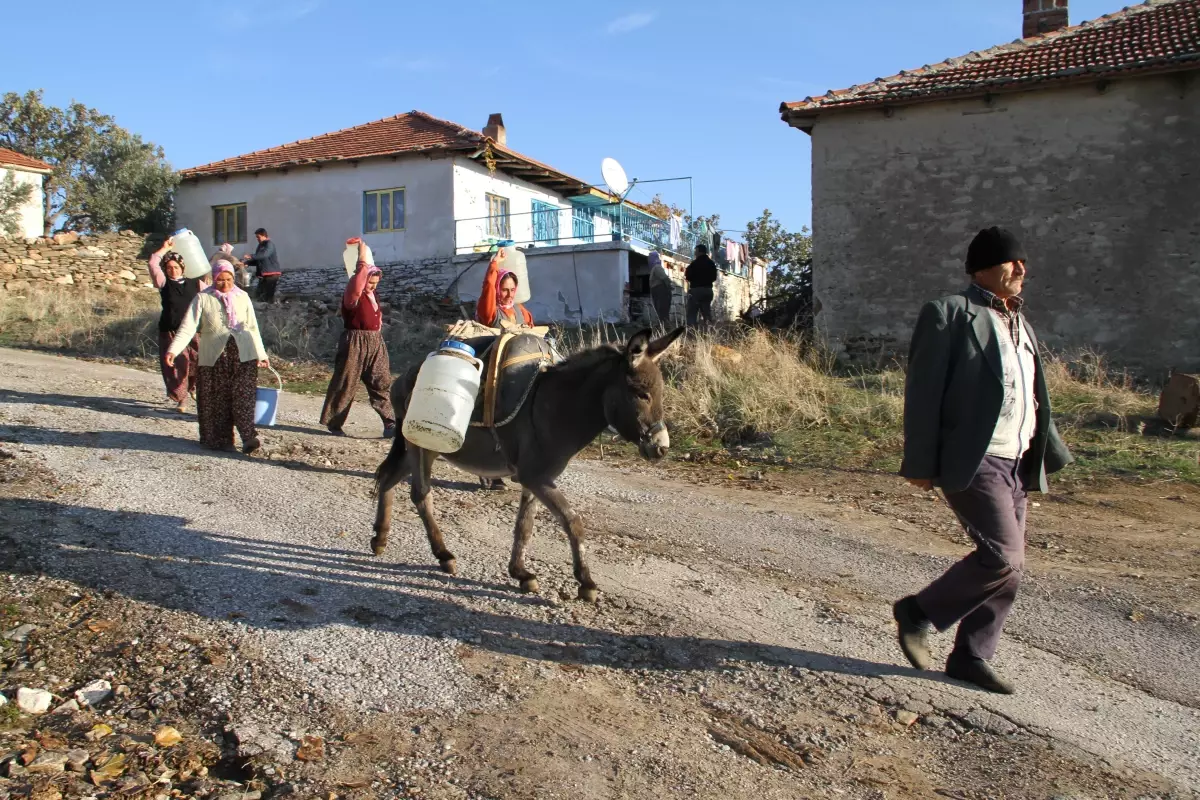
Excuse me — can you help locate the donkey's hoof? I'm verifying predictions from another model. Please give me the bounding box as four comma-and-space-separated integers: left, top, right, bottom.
577, 586, 599, 604
519, 578, 540, 594
370, 535, 388, 557
439, 558, 458, 576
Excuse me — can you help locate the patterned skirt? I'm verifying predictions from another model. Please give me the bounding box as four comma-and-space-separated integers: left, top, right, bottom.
319, 329, 395, 431
196, 338, 258, 450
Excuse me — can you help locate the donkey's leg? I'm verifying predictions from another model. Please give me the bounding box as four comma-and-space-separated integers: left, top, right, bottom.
371, 438, 413, 556
507, 489, 540, 593
529, 483, 598, 602
411, 448, 457, 575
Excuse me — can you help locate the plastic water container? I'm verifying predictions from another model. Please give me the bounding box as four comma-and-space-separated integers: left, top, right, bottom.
255, 366, 282, 427
402, 340, 484, 453
171, 228, 212, 280
495, 241, 530, 304
343, 238, 375, 278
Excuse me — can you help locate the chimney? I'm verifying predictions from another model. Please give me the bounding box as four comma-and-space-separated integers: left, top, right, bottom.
483, 113, 506, 146
1023, 0, 1068, 38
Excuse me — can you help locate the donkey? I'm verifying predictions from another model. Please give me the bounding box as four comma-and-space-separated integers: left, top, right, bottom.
372, 327, 684, 602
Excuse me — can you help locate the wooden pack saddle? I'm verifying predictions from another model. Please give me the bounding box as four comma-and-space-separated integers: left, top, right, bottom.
443, 319, 556, 429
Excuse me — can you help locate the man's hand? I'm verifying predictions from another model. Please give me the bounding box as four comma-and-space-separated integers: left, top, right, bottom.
906, 478, 935, 491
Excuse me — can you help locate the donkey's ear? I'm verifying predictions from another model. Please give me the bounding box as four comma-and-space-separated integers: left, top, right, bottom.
646, 326, 685, 363
626, 328, 653, 367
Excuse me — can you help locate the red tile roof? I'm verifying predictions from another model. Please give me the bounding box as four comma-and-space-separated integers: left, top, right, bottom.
781, 0, 1200, 124
179, 110, 597, 197
0, 147, 52, 173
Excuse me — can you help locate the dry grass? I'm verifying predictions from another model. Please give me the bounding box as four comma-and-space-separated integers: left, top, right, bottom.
3, 285, 1198, 482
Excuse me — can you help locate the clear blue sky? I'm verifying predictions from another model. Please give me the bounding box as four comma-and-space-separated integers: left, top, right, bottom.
3, 0, 1116, 236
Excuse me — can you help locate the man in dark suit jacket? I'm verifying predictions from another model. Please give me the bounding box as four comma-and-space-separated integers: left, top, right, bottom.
894, 227, 1072, 694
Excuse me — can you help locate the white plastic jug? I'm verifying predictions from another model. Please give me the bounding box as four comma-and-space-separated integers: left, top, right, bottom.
495, 242, 530, 304
171, 229, 212, 280
343, 239, 375, 278
402, 340, 484, 453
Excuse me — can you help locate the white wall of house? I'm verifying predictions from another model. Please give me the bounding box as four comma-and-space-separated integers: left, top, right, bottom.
452, 158, 612, 251
0, 167, 46, 239
175, 156, 455, 269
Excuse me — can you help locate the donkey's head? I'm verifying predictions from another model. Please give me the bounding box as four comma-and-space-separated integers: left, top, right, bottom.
603, 327, 685, 461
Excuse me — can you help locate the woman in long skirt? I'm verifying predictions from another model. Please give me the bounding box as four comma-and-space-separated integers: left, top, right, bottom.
148, 238, 201, 412
167, 261, 270, 453
320, 238, 395, 437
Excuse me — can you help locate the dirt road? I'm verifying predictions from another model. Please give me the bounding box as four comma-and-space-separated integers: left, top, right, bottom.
1, 347, 1197, 799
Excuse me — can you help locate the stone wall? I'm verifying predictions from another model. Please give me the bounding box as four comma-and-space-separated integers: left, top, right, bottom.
1, 230, 162, 293
280, 257, 458, 307
807, 71, 1200, 375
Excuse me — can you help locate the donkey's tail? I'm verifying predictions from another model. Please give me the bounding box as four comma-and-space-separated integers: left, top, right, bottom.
372, 432, 408, 498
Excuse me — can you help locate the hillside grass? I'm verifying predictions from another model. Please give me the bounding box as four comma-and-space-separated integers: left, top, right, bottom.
2, 285, 1197, 483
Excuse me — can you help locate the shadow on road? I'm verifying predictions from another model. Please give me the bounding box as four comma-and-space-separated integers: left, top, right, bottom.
1, 495, 943, 685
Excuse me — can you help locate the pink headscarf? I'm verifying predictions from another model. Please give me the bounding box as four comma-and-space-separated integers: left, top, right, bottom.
497, 270, 517, 311
207, 260, 246, 329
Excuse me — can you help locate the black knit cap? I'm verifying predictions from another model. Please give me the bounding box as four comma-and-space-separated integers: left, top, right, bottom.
965, 227, 1026, 274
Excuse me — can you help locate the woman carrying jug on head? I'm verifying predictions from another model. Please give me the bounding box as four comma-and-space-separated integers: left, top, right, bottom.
148, 237, 202, 413
166, 260, 270, 454
319, 238, 396, 439
475, 248, 533, 328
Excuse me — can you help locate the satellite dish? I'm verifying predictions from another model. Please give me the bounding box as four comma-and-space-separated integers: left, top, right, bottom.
601, 157, 629, 197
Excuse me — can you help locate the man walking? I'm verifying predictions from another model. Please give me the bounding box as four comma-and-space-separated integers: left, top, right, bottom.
684, 244, 717, 329
243, 228, 282, 303
893, 226, 1071, 694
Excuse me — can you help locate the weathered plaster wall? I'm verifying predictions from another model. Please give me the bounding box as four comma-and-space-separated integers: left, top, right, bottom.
175, 157, 456, 268
809, 71, 1199, 373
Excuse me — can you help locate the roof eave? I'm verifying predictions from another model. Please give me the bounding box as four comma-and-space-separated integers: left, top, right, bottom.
779, 57, 1200, 127
0, 162, 52, 175
179, 144, 475, 180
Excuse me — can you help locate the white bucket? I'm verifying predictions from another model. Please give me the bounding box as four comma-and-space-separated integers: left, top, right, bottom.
402, 341, 483, 453
496, 243, 530, 305
343, 239, 375, 278
255, 366, 283, 427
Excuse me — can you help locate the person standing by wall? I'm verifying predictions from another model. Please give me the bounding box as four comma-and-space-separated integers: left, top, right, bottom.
320, 238, 396, 438
243, 228, 282, 304
148, 238, 201, 413
648, 251, 673, 326
684, 244, 718, 330
167, 261, 270, 453
893, 226, 1072, 694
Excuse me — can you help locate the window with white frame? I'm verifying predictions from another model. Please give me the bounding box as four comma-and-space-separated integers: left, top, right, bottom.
486, 193, 510, 238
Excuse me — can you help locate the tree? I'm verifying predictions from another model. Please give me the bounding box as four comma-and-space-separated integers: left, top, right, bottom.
0, 172, 35, 237
0, 89, 176, 235
69, 128, 178, 233
744, 208, 812, 297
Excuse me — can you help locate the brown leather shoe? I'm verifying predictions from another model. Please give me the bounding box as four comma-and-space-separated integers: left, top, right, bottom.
893, 596, 933, 670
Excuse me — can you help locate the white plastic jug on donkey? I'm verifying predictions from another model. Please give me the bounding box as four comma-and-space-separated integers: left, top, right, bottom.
402, 340, 484, 453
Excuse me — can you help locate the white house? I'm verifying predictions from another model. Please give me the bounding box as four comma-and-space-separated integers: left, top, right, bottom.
176, 111, 765, 323
0, 147, 51, 240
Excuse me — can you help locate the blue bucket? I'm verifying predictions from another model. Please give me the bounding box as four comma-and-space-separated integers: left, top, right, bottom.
255, 366, 282, 427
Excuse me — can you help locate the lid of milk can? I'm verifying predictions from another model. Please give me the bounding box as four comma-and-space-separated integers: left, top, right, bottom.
438, 339, 476, 358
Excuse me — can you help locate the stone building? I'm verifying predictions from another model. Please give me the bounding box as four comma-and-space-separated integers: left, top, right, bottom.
780, 0, 1200, 374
